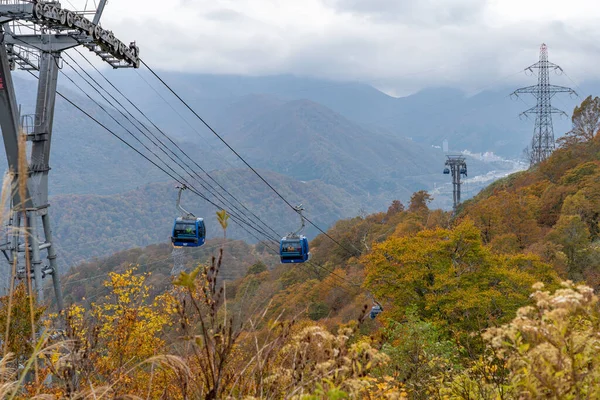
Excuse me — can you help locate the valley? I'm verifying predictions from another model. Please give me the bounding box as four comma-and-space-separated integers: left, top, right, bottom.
0, 1, 598, 397
0, 72, 528, 268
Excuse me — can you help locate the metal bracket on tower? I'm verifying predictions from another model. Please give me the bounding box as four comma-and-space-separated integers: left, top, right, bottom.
175, 184, 195, 220
287, 204, 306, 238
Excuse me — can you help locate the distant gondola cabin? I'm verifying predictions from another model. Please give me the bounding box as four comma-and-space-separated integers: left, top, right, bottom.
370, 304, 383, 319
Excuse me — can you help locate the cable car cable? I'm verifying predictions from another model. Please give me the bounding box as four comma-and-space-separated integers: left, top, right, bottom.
49, 89, 373, 310
67, 49, 281, 241
133, 63, 385, 308
26, 61, 374, 305
15, 37, 281, 246
53, 68, 280, 244
59, 58, 279, 243
41, 75, 280, 244
140, 59, 363, 258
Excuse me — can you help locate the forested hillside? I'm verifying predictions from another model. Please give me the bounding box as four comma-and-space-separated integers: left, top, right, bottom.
4, 0, 600, 396
12, 95, 598, 398
60, 238, 278, 307
39, 88, 517, 268
49, 169, 362, 271
0, 73, 523, 278
5, 73, 517, 199
0, 75, 519, 273
458, 96, 600, 287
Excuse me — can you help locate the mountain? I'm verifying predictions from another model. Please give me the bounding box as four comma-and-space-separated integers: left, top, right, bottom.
456, 131, 600, 286
106, 71, 394, 123
30, 95, 600, 400
225, 99, 438, 194
0, 72, 533, 203
0, 71, 532, 271
105, 70, 595, 157
5, 73, 515, 202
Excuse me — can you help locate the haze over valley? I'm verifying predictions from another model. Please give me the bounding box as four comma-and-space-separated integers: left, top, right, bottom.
0, 70, 573, 266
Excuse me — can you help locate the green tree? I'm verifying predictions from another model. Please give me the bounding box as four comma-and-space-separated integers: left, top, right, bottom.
363, 220, 558, 348
562, 190, 599, 239
547, 214, 590, 280
381, 306, 459, 398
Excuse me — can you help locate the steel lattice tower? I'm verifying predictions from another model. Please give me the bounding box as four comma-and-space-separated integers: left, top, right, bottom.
0, 0, 140, 312
512, 44, 576, 165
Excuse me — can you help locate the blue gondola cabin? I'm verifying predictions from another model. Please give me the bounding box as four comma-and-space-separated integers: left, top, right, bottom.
370, 304, 383, 319
280, 236, 310, 263
171, 217, 206, 247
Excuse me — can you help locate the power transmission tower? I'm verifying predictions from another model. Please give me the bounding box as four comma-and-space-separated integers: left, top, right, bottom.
0, 0, 140, 312
511, 43, 576, 165
443, 155, 467, 210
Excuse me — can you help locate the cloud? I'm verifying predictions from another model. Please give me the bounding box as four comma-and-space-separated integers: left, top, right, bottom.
203, 9, 248, 22
60, 0, 600, 95
324, 0, 487, 26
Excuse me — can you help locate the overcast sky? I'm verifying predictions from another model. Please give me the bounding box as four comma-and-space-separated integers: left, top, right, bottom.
67, 0, 600, 96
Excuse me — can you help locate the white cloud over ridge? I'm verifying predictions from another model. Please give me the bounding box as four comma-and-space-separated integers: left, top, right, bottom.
69, 0, 600, 95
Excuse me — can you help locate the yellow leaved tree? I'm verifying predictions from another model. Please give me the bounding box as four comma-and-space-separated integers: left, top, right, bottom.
60, 267, 176, 397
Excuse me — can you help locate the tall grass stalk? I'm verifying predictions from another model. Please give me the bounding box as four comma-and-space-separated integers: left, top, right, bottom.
17, 131, 38, 383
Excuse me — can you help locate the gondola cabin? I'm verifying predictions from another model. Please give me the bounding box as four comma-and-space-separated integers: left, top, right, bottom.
370, 304, 383, 319
171, 217, 206, 247
280, 236, 310, 263
443, 168, 450, 174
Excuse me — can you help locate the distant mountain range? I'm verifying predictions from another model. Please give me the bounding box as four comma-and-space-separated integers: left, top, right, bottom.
4, 72, 516, 199
0, 70, 584, 266
102, 70, 596, 157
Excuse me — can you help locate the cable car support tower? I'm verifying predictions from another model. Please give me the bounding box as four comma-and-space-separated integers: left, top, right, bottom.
0, 0, 140, 311
443, 155, 467, 211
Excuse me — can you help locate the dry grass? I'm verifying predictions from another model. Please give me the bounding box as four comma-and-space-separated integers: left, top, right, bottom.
0, 138, 397, 399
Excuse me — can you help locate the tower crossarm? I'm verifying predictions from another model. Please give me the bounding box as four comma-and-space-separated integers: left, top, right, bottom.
525, 61, 561, 71
519, 105, 568, 118
513, 84, 577, 96
0, 1, 139, 69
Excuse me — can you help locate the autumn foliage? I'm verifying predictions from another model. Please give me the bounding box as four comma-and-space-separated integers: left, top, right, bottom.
4, 97, 600, 398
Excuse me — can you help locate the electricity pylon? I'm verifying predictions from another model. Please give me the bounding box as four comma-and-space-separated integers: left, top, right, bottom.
512, 43, 576, 165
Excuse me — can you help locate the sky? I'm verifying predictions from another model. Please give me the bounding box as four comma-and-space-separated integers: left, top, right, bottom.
63, 0, 600, 96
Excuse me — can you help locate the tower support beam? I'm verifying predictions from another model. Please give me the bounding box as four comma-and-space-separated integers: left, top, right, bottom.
30, 51, 59, 208
0, 31, 31, 208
